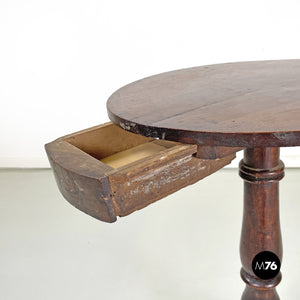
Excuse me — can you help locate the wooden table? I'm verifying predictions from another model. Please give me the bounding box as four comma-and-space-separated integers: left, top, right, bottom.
46, 60, 300, 300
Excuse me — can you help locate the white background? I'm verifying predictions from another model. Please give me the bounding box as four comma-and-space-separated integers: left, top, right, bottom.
1, 0, 300, 168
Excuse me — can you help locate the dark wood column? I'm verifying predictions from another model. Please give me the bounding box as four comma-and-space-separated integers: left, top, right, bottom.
239, 148, 284, 300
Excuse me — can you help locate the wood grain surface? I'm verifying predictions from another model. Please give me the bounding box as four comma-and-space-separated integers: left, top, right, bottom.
107, 60, 300, 147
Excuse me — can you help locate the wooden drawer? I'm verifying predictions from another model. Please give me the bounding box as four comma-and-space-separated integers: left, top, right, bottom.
45, 122, 235, 223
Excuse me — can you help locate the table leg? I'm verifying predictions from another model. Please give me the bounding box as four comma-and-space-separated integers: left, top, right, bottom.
239, 148, 284, 300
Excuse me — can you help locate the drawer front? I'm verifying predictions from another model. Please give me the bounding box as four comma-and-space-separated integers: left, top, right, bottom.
109, 145, 234, 217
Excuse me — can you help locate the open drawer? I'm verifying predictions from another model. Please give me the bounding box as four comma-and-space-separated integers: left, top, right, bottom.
45, 122, 236, 223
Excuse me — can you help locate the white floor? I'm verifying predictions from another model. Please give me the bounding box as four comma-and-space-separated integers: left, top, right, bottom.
0, 168, 299, 300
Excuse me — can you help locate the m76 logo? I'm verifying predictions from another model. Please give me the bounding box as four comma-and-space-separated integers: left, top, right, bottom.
254, 261, 278, 271
252, 251, 281, 280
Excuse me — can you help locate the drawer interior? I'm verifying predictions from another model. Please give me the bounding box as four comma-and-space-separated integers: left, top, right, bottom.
65, 123, 179, 168
100, 140, 177, 168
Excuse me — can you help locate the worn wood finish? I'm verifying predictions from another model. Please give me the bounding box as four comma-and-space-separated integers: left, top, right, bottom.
195, 145, 244, 159
239, 148, 284, 299
45, 122, 236, 223
107, 60, 300, 147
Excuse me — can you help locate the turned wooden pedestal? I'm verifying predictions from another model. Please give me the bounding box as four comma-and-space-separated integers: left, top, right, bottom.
239, 148, 284, 299
46, 60, 300, 299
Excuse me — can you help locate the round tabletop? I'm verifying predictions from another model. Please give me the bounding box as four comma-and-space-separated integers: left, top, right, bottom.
107, 60, 300, 147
